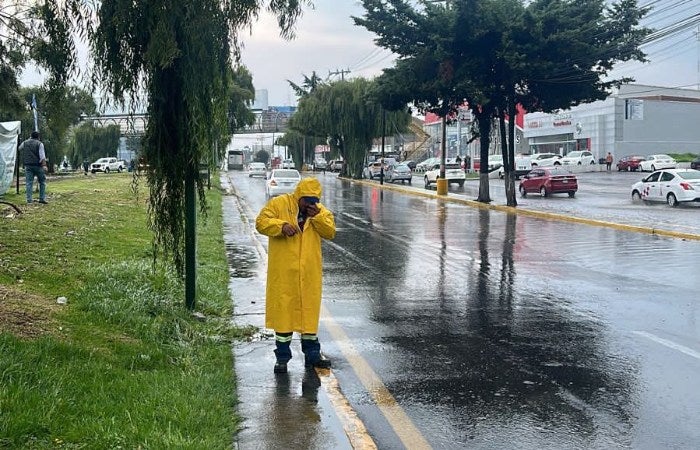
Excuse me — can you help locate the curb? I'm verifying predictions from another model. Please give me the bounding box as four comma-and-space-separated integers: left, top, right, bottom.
348, 177, 700, 242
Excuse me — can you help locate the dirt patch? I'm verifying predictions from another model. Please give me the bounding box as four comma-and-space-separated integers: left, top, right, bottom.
0, 285, 61, 339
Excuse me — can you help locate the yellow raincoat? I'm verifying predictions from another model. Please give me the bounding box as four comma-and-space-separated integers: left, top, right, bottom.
255, 178, 336, 333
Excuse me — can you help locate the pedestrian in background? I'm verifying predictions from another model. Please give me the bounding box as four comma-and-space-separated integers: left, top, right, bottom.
605, 152, 614, 171
255, 178, 336, 374
83, 158, 90, 175
18, 131, 48, 204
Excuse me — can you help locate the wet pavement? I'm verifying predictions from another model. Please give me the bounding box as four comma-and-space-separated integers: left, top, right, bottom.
224, 170, 700, 449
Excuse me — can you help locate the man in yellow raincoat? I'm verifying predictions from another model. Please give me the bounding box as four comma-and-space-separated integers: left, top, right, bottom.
255, 177, 336, 374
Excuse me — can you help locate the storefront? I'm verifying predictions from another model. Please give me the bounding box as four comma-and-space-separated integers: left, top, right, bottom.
523, 84, 700, 160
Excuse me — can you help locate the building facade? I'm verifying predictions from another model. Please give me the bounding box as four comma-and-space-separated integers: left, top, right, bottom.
523, 84, 700, 160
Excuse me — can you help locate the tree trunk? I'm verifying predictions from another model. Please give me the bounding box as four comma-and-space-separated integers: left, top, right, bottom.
476, 110, 491, 203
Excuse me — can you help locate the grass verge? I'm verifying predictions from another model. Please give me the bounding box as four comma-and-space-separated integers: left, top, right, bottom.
0, 173, 241, 448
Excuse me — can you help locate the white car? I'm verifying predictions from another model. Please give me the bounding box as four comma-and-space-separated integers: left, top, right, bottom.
529, 153, 562, 167
631, 169, 700, 206
416, 157, 439, 173
247, 162, 267, 178
488, 154, 504, 171
560, 151, 595, 166
639, 154, 677, 172
266, 169, 301, 198
424, 162, 465, 189
90, 157, 125, 173
281, 159, 294, 169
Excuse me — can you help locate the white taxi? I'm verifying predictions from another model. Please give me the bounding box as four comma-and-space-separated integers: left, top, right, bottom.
631, 169, 700, 206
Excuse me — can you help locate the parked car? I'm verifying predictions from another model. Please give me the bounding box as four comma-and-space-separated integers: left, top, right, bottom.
281, 159, 294, 169
327, 159, 343, 172
403, 160, 417, 171
560, 151, 595, 166
90, 157, 125, 173
265, 169, 301, 198
630, 169, 700, 206
639, 154, 677, 172
691, 158, 700, 170
416, 157, 439, 173
385, 163, 413, 184
247, 162, 267, 178
529, 153, 562, 167
518, 166, 578, 198
488, 154, 504, 171
616, 155, 645, 172
313, 159, 328, 172
363, 161, 384, 179
424, 162, 466, 189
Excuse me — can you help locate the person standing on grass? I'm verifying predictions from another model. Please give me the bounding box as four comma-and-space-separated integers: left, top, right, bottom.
18, 131, 48, 204
255, 177, 336, 374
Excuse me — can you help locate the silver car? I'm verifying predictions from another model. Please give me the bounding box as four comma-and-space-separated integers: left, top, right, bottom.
385, 163, 413, 184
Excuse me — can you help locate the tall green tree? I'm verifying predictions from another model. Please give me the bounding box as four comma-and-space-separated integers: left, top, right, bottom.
355, 0, 481, 194
357, 0, 650, 205
289, 78, 410, 179
70, 122, 121, 167
89, 0, 309, 308
7, 85, 96, 170
0, 1, 88, 113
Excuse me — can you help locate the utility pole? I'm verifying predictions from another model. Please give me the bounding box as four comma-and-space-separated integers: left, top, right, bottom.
328, 69, 351, 81
380, 108, 386, 185
695, 26, 700, 90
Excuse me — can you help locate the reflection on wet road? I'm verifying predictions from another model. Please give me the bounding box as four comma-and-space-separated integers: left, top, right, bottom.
230, 171, 700, 449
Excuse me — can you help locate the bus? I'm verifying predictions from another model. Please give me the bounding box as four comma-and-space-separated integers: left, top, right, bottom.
227, 149, 244, 170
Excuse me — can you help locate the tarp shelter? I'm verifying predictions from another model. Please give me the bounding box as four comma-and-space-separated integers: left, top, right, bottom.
0, 121, 21, 196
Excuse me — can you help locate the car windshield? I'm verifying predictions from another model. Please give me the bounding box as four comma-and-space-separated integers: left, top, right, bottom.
396, 164, 409, 169
445, 163, 461, 169
566, 151, 582, 157
677, 171, 700, 180
273, 170, 300, 178
250, 163, 265, 168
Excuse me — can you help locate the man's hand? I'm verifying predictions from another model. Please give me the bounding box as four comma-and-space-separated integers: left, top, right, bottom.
281, 223, 298, 236
306, 204, 319, 217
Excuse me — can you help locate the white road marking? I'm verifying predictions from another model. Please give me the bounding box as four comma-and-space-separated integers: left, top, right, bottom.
634, 331, 700, 361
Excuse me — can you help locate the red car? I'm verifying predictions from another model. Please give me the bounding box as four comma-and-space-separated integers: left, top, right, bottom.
519, 167, 578, 198
617, 155, 645, 172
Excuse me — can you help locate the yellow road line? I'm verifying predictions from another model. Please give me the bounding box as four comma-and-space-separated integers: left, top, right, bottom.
322, 305, 433, 450
353, 178, 700, 241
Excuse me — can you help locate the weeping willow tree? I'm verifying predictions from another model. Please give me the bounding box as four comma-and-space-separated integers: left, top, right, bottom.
290, 78, 410, 179
90, 0, 308, 308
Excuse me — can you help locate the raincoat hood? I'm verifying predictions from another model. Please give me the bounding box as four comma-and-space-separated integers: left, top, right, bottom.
294, 177, 322, 200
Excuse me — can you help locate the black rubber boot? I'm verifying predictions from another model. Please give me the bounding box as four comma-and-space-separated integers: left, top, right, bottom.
274, 339, 292, 374
301, 336, 331, 369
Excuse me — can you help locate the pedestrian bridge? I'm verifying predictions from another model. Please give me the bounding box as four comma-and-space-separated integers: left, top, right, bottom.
82, 108, 291, 136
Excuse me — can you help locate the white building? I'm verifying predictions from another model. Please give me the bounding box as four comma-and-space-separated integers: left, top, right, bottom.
523, 84, 700, 161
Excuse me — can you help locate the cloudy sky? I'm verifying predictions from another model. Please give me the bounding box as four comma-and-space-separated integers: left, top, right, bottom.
239, 0, 393, 106
241, 0, 700, 107
19, 0, 700, 108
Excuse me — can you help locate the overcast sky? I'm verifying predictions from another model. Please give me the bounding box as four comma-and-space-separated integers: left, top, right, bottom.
19, 0, 700, 108
239, 0, 393, 106
241, 0, 700, 107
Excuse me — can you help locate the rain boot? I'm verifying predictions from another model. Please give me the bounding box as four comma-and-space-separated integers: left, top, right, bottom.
274, 332, 293, 374
301, 334, 331, 370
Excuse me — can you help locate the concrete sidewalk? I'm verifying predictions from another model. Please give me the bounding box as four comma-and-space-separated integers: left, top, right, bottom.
221, 174, 374, 450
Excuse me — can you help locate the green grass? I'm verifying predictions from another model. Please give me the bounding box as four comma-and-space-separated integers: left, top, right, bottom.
0, 173, 242, 448
669, 152, 699, 163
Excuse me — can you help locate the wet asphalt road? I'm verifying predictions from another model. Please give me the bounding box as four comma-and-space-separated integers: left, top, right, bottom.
230, 170, 700, 449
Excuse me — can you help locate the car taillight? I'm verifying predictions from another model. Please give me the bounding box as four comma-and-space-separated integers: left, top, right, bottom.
680, 182, 694, 190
